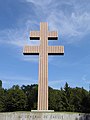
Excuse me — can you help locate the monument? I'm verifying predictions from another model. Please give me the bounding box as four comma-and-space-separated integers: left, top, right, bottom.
23, 22, 64, 111
1, 22, 88, 120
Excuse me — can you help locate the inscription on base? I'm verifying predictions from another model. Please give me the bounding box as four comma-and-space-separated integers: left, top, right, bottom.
18, 114, 63, 120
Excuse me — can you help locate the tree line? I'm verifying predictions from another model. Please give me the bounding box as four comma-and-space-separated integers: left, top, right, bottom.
0, 80, 90, 113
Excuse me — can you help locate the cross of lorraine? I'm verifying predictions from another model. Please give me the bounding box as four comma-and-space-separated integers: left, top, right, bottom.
23, 22, 64, 111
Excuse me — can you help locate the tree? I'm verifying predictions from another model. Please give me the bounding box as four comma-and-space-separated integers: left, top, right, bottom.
0, 80, 2, 88
0, 88, 6, 111
21, 84, 38, 110
5, 85, 27, 112
81, 88, 89, 113
0, 81, 90, 112
49, 87, 57, 110
62, 82, 74, 111
55, 89, 65, 111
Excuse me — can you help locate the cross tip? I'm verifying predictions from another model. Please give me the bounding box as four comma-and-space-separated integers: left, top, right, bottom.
40, 22, 48, 24
40, 22, 48, 26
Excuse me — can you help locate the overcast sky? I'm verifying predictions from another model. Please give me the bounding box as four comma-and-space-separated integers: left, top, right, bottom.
0, 0, 90, 90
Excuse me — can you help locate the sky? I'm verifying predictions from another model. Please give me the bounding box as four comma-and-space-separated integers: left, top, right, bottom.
0, 0, 90, 90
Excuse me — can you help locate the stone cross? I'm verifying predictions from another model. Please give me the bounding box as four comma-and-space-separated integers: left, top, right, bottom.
23, 22, 64, 110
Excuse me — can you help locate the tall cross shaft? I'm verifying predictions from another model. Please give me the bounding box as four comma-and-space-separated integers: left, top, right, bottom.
23, 22, 64, 110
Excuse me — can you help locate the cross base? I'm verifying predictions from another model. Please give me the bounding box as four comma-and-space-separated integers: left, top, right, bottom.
31, 110, 54, 112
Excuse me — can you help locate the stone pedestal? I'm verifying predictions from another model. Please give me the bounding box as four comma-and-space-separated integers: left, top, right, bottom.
0, 112, 90, 120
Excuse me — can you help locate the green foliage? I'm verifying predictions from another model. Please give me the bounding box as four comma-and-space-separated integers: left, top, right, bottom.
5, 85, 27, 112
49, 87, 58, 110
0, 80, 90, 112
81, 92, 90, 113
0, 88, 6, 112
0, 80, 2, 88
21, 84, 38, 110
